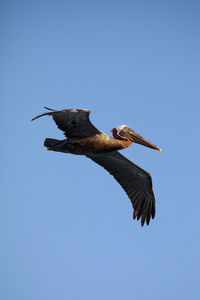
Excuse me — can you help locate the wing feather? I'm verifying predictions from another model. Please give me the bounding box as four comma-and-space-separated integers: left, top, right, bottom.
87, 151, 156, 226
32, 108, 100, 138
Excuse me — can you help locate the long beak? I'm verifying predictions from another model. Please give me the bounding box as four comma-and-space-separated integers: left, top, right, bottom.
128, 130, 162, 151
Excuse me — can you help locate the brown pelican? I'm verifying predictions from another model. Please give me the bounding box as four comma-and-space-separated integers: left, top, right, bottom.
32, 107, 162, 226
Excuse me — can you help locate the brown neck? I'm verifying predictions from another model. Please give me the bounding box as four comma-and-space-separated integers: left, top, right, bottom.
112, 128, 132, 149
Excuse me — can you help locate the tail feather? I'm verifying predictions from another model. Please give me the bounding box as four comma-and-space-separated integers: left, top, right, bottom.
44, 138, 63, 150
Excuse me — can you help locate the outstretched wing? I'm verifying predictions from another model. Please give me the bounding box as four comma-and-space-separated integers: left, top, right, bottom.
87, 151, 155, 226
32, 107, 100, 138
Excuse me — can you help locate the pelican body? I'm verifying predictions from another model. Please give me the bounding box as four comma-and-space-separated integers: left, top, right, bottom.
32, 107, 162, 226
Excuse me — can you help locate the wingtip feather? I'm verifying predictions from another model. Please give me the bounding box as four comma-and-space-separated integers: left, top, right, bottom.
43, 106, 56, 111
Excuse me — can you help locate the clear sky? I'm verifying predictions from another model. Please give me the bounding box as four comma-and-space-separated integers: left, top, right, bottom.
1, 1, 200, 299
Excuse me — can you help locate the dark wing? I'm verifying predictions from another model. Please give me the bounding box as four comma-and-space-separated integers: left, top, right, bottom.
87, 151, 155, 226
32, 107, 100, 138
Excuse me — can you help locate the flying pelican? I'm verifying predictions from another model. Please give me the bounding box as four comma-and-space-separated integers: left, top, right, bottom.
32, 107, 162, 226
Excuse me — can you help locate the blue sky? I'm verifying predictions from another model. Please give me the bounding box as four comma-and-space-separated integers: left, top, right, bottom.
1, 1, 200, 299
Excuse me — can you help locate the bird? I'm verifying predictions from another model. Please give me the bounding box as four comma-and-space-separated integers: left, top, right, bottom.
32, 107, 162, 226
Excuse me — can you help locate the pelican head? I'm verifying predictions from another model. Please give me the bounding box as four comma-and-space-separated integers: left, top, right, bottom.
112, 125, 162, 151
